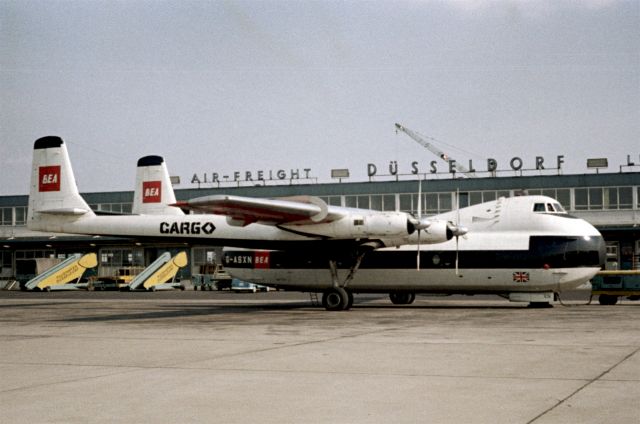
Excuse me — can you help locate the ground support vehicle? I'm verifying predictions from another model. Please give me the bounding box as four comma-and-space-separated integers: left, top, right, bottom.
591, 270, 640, 305
193, 264, 232, 290
191, 274, 215, 291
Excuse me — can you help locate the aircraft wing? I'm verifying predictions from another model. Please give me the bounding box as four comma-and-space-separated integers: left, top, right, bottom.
172, 195, 344, 226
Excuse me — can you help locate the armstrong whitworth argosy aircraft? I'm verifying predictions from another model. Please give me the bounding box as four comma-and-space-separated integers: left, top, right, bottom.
129, 148, 606, 310
28, 136, 461, 308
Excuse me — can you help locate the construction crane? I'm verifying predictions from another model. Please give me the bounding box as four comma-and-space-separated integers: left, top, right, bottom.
394, 123, 476, 177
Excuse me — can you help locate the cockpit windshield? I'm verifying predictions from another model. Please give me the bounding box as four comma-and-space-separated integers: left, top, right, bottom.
533, 202, 567, 214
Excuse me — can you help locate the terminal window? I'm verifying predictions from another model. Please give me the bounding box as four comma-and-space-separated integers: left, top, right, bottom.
0, 208, 12, 226
0, 207, 25, 226
14, 207, 26, 226
399, 194, 414, 214
575, 187, 633, 210
96, 203, 133, 214
612, 187, 633, 209
357, 195, 370, 209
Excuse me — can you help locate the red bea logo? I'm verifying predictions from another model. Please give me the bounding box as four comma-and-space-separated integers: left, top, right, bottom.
39, 166, 61, 192
143, 181, 162, 203
254, 251, 270, 269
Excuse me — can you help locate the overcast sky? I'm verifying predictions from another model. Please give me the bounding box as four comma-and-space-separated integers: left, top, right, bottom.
1, 0, 638, 196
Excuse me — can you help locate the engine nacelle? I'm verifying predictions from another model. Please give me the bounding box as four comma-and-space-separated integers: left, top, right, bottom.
413, 220, 452, 244
286, 212, 412, 239
377, 219, 453, 248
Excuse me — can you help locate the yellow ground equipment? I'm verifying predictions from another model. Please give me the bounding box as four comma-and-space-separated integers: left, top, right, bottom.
25, 253, 97, 291
127, 251, 188, 291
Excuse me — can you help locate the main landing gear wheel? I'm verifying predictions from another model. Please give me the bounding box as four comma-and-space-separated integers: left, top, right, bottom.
598, 294, 618, 305
346, 290, 354, 310
389, 292, 416, 305
527, 301, 552, 308
322, 287, 351, 311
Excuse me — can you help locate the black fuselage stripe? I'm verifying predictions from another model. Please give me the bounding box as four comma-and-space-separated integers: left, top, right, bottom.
223, 236, 606, 270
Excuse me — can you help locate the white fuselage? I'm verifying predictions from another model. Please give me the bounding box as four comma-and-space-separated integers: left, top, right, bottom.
27, 211, 426, 250
27, 136, 451, 250
223, 196, 605, 295
226, 266, 599, 294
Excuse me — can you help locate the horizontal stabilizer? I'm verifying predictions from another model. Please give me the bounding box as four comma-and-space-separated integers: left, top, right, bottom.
39, 208, 91, 215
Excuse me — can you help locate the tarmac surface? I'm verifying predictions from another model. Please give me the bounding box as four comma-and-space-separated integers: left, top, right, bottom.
1, 290, 639, 423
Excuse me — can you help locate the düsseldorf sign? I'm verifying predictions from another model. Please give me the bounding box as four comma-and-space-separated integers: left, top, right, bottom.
189, 154, 637, 186
367, 155, 566, 177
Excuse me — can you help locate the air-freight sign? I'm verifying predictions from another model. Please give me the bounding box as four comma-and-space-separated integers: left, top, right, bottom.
39, 166, 61, 192
191, 169, 313, 185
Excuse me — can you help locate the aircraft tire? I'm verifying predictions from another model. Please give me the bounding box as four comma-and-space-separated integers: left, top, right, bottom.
528, 301, 553, 308
389, 292, 414, 305
323, 287, 349, 311
346, 290, 354, 310
598, 294, 618, 305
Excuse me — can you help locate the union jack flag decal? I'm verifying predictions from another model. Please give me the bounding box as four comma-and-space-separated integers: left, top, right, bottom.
513, 272, 530, 283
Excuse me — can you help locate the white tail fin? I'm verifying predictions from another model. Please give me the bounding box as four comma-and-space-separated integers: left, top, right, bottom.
27, 136, 94, 231
132, 156, 184, 216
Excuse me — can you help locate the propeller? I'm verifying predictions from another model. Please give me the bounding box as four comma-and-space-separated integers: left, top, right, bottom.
413, 216, 432, 270
449, 189, 468, 275
412, 179, 433, 270
416, 179, 423, 270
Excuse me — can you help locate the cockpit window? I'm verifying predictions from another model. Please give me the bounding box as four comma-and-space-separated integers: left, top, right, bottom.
533, 203, 546, 212
534, 202, 567, 214
553, 203, 566, 213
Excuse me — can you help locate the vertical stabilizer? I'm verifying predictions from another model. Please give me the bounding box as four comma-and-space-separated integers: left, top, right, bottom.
27, 136, 94, 231
132, 156, 184, 215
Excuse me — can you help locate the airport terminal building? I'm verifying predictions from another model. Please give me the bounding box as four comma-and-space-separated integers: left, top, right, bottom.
1, 168, 639, 283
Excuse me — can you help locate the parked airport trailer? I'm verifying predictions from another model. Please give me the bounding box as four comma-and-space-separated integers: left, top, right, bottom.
91, 270, 138, 290
591, 270, 640, 305
25, 253, 98, 291
192, 264, 232, 290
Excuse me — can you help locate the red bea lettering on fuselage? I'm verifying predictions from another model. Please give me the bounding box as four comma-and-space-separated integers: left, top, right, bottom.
254, 251, 270, 269
143, 181, 162, 203
223, 251, 270, 269
39, 166, 61, 192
